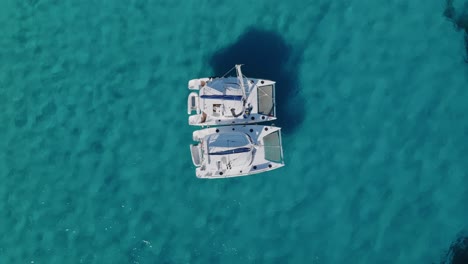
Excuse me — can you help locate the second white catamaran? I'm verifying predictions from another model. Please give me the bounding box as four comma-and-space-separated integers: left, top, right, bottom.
187, 65, 277, 126
190, 125, 285, 178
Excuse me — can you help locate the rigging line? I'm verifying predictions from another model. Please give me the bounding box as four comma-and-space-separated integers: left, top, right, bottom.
221, 66, 236, 78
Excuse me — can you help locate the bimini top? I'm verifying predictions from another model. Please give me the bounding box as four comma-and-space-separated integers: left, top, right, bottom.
187, 65, 277, 126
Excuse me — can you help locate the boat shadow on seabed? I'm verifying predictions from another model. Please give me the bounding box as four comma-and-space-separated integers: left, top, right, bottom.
209, 28, 305, 134
444, 0, 468, 62
440, 233, 468, 264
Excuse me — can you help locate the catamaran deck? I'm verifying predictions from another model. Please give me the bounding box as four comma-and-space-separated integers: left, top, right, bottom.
187, 65, 277, 126
190, 125, 284, 178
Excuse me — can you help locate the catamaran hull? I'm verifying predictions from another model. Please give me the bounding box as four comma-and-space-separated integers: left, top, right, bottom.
187, 65, 278, 126
190, 125, 285, 179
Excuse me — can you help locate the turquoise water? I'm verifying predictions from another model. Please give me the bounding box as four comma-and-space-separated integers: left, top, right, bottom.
1, 0, 468, 263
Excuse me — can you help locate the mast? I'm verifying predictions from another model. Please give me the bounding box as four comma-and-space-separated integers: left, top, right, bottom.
230, 64, 248, 117
235, 64, 246, 99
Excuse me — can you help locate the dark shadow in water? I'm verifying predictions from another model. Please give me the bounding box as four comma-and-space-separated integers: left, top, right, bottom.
444, 0, 468, 62
209, 28, 305, 134
441, 234, 468, 264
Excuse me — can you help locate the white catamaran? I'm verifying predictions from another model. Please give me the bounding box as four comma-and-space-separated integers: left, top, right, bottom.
190, 124, 285, 179
187, 65, 277, 126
